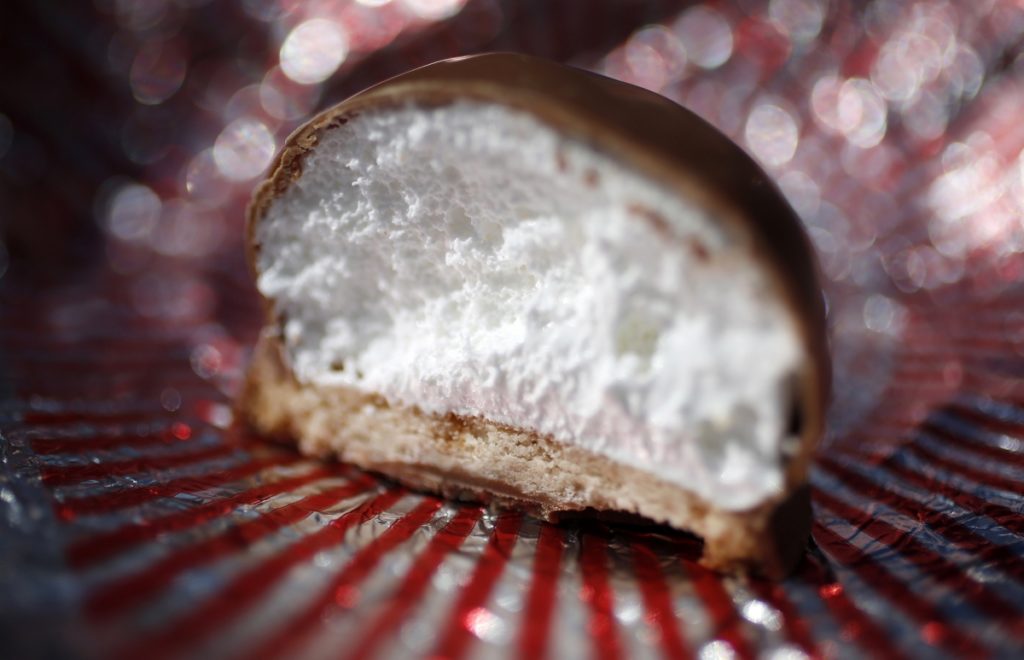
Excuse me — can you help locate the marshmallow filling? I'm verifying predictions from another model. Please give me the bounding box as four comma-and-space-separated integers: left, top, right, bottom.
256, 101, 805, 510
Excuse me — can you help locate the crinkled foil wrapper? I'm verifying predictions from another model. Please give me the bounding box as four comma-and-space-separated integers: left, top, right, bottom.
2, 1, 1024, 658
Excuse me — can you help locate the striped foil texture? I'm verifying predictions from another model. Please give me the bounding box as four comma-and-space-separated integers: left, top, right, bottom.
2, 1, 1024, 658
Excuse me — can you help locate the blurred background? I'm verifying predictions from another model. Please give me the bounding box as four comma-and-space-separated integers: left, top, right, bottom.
2, 2, 1024, 658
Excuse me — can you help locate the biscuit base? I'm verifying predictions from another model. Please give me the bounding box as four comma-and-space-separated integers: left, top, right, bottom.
239, 335, 810, 576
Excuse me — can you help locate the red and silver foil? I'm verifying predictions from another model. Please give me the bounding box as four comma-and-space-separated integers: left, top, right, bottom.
1, 1, 1023, 658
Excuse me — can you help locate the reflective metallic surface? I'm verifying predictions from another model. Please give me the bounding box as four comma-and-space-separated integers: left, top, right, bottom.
2, 1, 1024, 658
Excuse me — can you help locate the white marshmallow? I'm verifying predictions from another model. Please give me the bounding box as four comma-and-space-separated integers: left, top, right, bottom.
256, 101, 804, 510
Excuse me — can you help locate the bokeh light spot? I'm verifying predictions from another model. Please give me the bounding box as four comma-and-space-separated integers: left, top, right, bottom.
745, 102, 799, 167
863, 295, 906, 336
280, 18, 349, 85
810, 74, 844, 133
106, 183, 161, 242
839, 80, 885, 146
674, 6, 733, 70
463, 606, 509, 643
769, 0, 825, 44
872, 40, 922, 103
191, 344, 223, 379
837, 78, 888, 148
403, 0, 467, 20
624, 25, 686, 91
260, 66, 322, 120
949, 44, 984, 100
699, 639, 738, 660
213, 118, 275, 182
